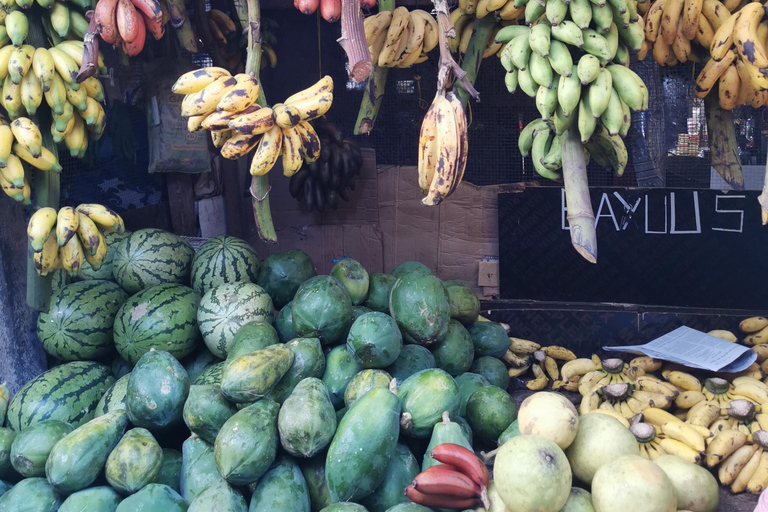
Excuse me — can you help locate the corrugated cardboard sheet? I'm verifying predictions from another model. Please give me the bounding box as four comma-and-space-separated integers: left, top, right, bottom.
252, 149, 500, 296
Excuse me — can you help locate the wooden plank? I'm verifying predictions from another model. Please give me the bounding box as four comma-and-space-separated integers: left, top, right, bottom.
166, 172, 197, 236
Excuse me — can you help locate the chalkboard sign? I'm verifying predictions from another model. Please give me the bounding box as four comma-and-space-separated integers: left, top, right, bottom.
498, 188, 768, 310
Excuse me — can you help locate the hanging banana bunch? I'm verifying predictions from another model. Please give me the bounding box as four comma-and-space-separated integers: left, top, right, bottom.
27, 203, 125, 276
365, 8, 440, 68
457, 0, 527, 21
174, 70, 333, 177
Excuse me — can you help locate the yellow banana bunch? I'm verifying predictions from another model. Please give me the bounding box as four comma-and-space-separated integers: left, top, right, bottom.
580, 381, 677, 417
577, 357, 643, 396
630, 420, 706, 464
365, 8, 439, 68
459, 0, 526, 20
27, 204, 124, 276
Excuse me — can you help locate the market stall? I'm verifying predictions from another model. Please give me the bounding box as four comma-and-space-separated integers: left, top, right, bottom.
0, 0, 766, 510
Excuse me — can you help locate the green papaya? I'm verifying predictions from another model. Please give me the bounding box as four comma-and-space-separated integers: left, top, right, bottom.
322, 346, 363, 408
46, 410, 128, 493
183, 385, 236, 444
0, 481, 9, 498
389, 272, 450, 347
278, 378, 336, 458
452, 414, 474, 446
326, 387, 401, 502
455, 373, 491, 417
468, 357, 509, 390
0, 477, 61, 512
126, 350, 191, 430
384, 505, 432, 512
351, 306, 372, 319
344, 369, 392, 409
0, 429, 15, 480
249, 455, 310, 512
214, 399, 279, 485
10, 419, 73, 477
114, 484, 187, 512
559, 487, 595, 512
291, 276, 354, 345
443, 281, 480, 325
468, 322, 509, 358
335, 407, 347, 423
465, 386, 517, 445
156, 448, 183, 493
228, 322, 280, 360
431, 320, 474, 376
385, 345, 436, 386
361, 443, 419, 512
319, 505, 368, 512
422, 413, 472, 471
220, 344, 294, 403
194, 361, 225, 386
105, 427, 164, 494
275, 302, 299, 343
95, 374, 130, 417
346, 312, 403, 369
364, 274, 396, 313
188, 479, 247, 512
180, 436, 225, 503
182, 346, 221, 384
299, 454, 332, 512
390, 262, 431, 279
399, 369, 460, 438
498, 419, 520, 446
59, 486, 122, 512
330, 258, 369, 305
266, 338, 326, 403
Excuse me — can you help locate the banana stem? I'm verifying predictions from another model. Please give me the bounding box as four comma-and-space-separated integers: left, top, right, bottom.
704, 91, 744, 190
760, 144, 768, 225
241, 0, 276, 242
432, 0, 479, 98
353, 0, 395, 135
561, 124, 597, 263
338, 0, 372, 82
455, 15, 494, 108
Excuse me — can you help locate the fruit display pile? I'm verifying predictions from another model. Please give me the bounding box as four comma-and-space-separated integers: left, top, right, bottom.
173, 71, 333, 178
0, 226, 766, 511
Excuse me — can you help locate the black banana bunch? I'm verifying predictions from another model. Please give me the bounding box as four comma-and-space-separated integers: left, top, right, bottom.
288, 119, 363, 212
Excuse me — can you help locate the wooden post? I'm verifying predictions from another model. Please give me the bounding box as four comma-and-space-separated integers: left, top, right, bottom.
561, 124, 597, 264
338, 0, 372, 82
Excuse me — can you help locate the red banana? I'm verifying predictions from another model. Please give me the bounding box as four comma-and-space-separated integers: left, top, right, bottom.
121, 10, 146, 56
360, 0, 376, 8
296, 0, 320, 14
130, 0, 163, 25
405, 485, 482, 509
421, 463, 464, 476
412, 468, 481, 498
94, 0, 119, 44
430, 443, 490, 489
117, 0, 141, 43
142, 11, 164, 39
319, 0, 340, 22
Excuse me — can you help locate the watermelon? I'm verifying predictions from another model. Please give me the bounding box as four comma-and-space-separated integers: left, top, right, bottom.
6, 361, 115, 431
126, 350, 191, 430
78, 231, 128, 282
291, 276, 353, 346
443, 281, 481, 325
364, 274, 396, 313
390, 262, 431, 279
113, 283, 201, 364
194, 362, 225, 386
346, 312, 402, 369
191, 236, 261, 296
275, 302, 299, 342
431, 319, 474, 376
198, 282, 275, 359
330, 259, 369, 305
384, 345, 436, 386
389, 273, 450, 347
37, 280, 128, 361
257, 249, 317, 309
468, 322, 510, 358
112, 229, 195, 294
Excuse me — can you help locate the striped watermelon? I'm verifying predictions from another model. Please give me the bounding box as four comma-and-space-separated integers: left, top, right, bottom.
197, 282, 274, 359
95, 374, 129, 416
112, 229, 195, 294
191, 236, 261, 296
36, 281, 128, 361
194, 362, 225, 386
79, 231, 128, 282
113, 284, 201, 365
6, 361, 115, 431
